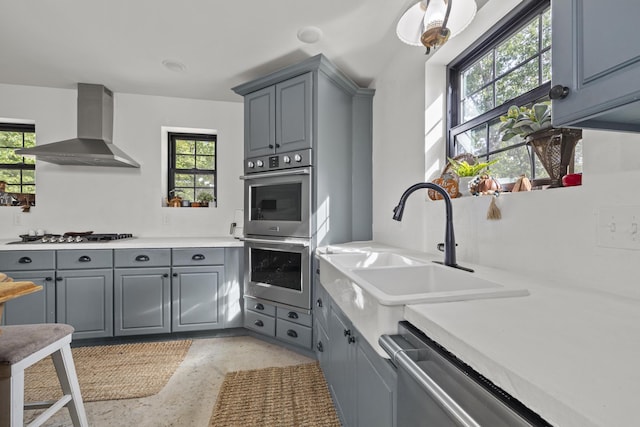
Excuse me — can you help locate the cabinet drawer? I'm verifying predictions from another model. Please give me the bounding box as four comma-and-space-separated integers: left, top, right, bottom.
172, 248, 224, 266
114, 249, 171, 267
244, 310, 276, 336
276, 319, 312, 348
0, 250, 55, 271
276, 306, 312, 327
57, 249, 113, 269
245, 298, 276, 316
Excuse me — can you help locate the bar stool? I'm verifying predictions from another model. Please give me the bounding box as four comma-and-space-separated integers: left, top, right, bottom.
0, 323, 89, 427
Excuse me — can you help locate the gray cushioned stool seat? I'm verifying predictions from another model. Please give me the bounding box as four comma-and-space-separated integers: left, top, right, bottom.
0, 324, 75, 365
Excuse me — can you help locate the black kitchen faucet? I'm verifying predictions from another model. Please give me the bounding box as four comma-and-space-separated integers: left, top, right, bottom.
392, 182, 473, 273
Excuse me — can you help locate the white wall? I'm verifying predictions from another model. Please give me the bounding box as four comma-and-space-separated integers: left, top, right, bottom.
371, 0, 640, 301
0, 84, 244, 238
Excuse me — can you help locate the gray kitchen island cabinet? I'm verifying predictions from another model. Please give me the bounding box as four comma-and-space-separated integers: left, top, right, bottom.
552, 1, 640, 132
241, 72, 312, 158
56, 249, 114, 339
316, 283, 397, 427
114, 249, 172, 336
0, 250, 56, 326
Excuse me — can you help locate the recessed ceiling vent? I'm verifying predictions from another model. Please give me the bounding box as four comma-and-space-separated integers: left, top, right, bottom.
16, 83, 140, 168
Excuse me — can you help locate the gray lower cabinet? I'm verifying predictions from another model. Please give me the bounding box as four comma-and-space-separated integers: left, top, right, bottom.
172, 264, 223, 332
316, 283, 397, 427
114, 249, 172, 336
244, 296, 313, 349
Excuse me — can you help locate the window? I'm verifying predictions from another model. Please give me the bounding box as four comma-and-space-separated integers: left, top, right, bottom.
168, 132, 216, 205
0, 123, 36, 206
447, 0, 576, 186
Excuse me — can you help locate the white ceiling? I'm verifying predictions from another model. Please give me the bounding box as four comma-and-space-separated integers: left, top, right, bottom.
0, 0, 486, 103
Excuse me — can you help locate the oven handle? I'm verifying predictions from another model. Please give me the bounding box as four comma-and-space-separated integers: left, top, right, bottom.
240, 167, 311, 180
242, 237, 310, 247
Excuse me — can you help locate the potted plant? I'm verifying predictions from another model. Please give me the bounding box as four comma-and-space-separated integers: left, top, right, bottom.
196, 192, 214, 207
447, 156, 497, 196
499, 102, 582, 187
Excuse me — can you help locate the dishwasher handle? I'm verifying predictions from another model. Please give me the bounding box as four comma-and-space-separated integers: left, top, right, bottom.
379, 335, 482, 427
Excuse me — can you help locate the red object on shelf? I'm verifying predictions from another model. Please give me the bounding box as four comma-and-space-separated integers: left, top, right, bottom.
562, 173, 582, 186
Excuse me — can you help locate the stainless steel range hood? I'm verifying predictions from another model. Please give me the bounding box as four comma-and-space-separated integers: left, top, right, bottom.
16, 83, 140, 168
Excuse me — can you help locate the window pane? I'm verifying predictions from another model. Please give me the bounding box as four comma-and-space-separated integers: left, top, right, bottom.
0, 147, 22, 164
489, 145, 533, 184
24, 133, 36, 148
496, 58, 539, 105
175, 140, 195, 154
463, 86, 494, 121
195, 174, 215, 189
455, 124, 487, 157
195, 155, 214, 170
542, 50, 552, 83
541, 8, 551, 49
174, 188, 195, 201
462, 52, 493, 98
0, 131, 24, 148
196, 140, 215, 155
21, 185, 35, 194
175, 173, 194, 188
22, 170, 35, 184
176, 155, 195, 169
534, 154, 550, 179
496, 17, 539, 76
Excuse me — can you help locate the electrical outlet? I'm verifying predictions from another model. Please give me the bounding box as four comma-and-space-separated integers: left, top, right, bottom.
597, 206, 640, 250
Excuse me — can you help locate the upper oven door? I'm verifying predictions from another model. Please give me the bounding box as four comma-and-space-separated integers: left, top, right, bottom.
242, 167, 312, 238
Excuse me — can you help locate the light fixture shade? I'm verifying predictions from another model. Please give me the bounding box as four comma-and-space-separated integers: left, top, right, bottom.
396, 0, 477, 47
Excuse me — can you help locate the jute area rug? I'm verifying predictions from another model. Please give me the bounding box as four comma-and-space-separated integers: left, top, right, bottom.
24, 339, 192, 402
210, 362, 341, 427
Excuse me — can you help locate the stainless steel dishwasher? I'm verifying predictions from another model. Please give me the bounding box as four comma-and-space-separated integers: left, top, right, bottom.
380, 321, 551, 427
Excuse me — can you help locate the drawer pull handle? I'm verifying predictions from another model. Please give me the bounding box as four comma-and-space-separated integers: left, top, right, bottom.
287, 329, 298, 338
192, 254, 205, 261
254, 320, 264, 327
18, 256, 32, 264
56, 277, 63, 282
287, 311, 298, 319
316, 298, 323, 308
317, 341, 324, 352
78, 255, 92, 262
45, 277, 53, 281
173, 273, 178, 277
135, 255, 150, 262
255, 303, 264, 311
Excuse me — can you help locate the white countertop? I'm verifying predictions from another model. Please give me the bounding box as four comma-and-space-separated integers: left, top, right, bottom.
0, 236, 243, 250
319, 242, 639, 427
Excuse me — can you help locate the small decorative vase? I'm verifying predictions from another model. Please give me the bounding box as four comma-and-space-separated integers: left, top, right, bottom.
458, 176, 473, 197
526, 128, 582, 188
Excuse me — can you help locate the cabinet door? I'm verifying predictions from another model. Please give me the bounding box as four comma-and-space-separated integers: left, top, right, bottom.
552, 0, 640, 131
114, 267, 171, 336
1, 270, 55, 325
56, 269, 114, 339
356, 341, 397, 427
172, 265, 222, 332
245, 85, 276, 158
328, 306, 356, 427
276, 72, 313, 152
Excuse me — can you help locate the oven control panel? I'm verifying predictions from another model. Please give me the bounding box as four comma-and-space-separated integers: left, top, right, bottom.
245, 149, 312, 174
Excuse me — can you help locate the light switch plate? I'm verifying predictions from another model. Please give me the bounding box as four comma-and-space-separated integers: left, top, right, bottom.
597, 206, 640, 250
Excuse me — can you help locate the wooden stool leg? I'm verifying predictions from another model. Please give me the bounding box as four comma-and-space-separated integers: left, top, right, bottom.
51, 345, 88, 427
0, 369, 25, 427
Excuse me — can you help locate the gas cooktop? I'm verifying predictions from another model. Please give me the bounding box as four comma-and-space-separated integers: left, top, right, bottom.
8, 233, 135, 244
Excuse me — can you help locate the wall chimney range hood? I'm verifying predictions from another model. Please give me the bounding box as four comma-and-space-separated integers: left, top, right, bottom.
16, 83, 140, 168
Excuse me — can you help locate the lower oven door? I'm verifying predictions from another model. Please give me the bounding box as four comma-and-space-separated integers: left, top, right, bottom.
244, 237, 311, 309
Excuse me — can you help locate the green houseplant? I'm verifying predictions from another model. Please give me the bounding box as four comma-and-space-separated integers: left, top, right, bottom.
498, 103, 552, 141
196, 192, 215, 207
447, 157, 497, 177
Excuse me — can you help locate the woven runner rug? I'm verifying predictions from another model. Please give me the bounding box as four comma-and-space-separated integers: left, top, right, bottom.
24, 339, 192, 402
210, 362, 341, 426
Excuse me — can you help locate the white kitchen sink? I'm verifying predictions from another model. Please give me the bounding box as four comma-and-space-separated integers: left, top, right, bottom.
350, 264, 529, 305
322, 251, 425, 269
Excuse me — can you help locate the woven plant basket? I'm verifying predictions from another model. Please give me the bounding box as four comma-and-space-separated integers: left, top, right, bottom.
526, 127, 582, 188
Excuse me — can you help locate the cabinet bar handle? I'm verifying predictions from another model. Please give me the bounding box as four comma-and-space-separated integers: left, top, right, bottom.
18, 256, 32, 264
78, 255, 92, 262
287, 311, 298, 319
254, 320, 264, 327
135, 255, 150, 262
192, 254, 205, 261
287, 329, 298, 338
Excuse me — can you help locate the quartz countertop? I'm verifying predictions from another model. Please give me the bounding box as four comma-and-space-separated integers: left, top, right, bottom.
0, 236, 243, 250
318, 241, 639, 427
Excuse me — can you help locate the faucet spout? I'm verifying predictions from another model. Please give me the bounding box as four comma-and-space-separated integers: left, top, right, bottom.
392, 182, 472, 272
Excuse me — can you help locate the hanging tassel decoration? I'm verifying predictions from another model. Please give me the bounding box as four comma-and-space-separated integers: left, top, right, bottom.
486, 193, 502, 220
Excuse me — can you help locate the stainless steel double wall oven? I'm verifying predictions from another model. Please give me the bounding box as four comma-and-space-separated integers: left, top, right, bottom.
241, 149, 313, 309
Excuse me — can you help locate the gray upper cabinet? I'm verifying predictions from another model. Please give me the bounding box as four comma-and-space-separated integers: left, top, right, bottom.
243, 72, 312, 157
552, 0, 640, 132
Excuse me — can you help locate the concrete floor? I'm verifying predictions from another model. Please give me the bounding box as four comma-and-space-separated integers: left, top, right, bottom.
25, 335, 315, 427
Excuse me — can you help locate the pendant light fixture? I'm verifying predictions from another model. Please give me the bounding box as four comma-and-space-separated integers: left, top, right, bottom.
396, 0, 477, 53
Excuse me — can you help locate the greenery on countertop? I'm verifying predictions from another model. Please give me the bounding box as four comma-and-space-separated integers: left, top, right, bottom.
447, 157, 497, 177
